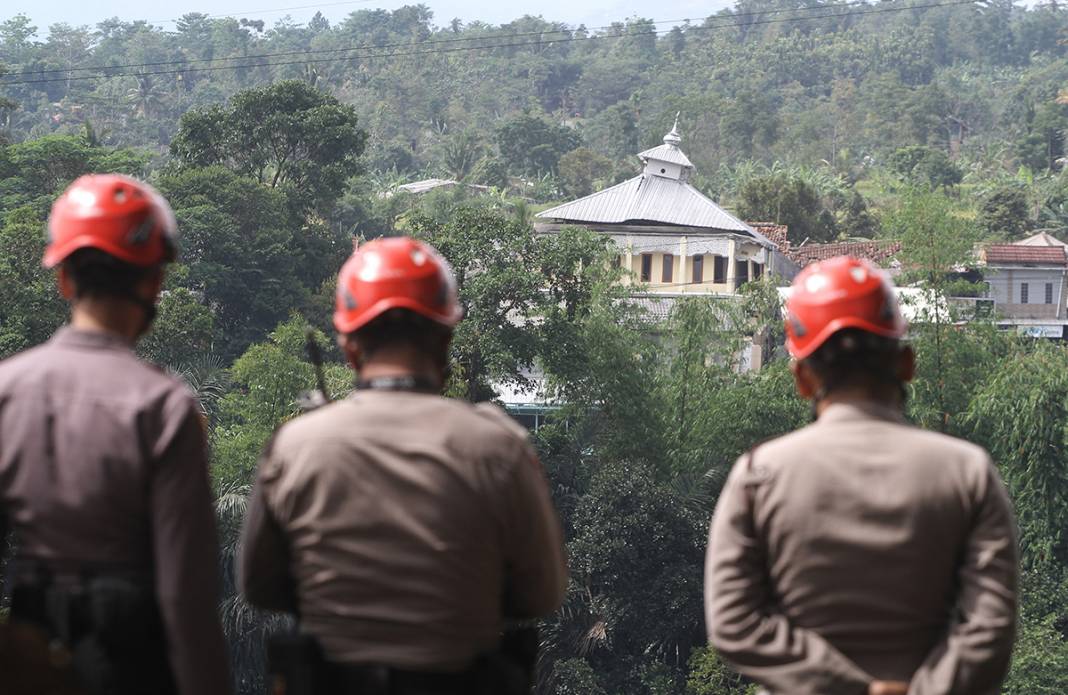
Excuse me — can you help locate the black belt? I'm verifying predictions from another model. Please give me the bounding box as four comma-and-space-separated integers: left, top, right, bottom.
326, 662, 474, 695
7, 559, 153, 589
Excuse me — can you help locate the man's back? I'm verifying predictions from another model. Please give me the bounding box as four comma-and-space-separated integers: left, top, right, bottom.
706, 402, 1017, 694
0, 327, 230, 695
0, 327, 191, 565
241, 389, 567, 671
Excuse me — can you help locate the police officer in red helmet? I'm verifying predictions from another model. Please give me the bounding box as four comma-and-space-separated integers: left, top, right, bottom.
704, 256, 1017, 695
0, 174, 231, 694
239, 236, 567, 694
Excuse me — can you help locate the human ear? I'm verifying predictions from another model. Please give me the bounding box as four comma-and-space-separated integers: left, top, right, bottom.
338, 333, 362, 371
898, 345, 916, 384
138, 267, 164, 302
56, 265, 76, 300
791, 359, 818, 401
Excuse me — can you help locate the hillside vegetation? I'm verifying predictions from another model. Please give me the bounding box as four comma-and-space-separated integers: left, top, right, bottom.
3, 3, 1068, 694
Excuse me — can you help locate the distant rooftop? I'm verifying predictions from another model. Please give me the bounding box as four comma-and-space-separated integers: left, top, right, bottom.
536, 118, 770, 244
984, 244, 1068, 265
383, 178, 491, 197
750, 221, 901, 269
1015, 231, 1068, 248
747, 223, 789, 250
792, 239, 903, 267
538, 174, 755, 232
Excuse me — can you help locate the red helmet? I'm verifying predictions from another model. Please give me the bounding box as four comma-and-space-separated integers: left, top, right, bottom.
333, 237, 463, 334
44, 174, 178, 269
785, 256, 906, 360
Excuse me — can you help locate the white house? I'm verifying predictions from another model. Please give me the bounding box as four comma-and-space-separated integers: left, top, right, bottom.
980, 243, 1068, 337
534, 119, 799, 293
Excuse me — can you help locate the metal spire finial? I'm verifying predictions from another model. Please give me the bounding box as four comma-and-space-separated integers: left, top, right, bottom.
663, 112, 682, 146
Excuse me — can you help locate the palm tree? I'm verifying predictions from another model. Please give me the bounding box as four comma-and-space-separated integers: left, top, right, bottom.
171, 354, 230, 428
214, 481, 292, 694
128, 73, 162, 119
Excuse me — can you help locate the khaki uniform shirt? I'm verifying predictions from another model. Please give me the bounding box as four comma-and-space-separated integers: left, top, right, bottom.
0, 327, 231, 695
705, 402, 1017, 695
239, 389, 568, 671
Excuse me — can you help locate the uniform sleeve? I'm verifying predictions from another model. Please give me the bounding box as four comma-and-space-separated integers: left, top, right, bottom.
500, 441, 568, 620
704, 455, 873, 695
150, 391, 232, 695
908, 462, 1018, 695
238, 452, 298, 614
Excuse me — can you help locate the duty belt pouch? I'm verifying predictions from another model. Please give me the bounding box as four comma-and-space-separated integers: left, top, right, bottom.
268, 632, 326, 695
468, 627, 539, 695
81, 576, 176, 695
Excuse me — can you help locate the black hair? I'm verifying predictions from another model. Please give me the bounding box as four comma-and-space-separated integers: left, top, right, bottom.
802, 328, 906, 401
352, 309, 452, 363
64, 248, 154, 300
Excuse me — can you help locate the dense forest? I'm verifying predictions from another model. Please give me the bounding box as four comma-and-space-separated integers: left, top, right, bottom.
3, 1, 1068, 693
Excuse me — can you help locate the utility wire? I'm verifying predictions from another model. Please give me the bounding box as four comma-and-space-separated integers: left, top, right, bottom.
6, 16, 693, 77
149, 0, 378, 24
2, 0, 978, 85
7, 0, 888, 78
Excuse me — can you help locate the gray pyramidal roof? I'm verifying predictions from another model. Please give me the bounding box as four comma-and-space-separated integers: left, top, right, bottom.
537, 120, 772, 246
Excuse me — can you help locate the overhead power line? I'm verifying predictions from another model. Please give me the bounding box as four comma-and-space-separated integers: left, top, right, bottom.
7, 15, 694, 77
7, 0, 892, 78
1, 0, 979, 87
149, 0, 378, 25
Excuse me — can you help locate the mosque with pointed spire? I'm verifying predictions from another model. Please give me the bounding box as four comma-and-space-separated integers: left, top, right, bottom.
535, 116, 798, 294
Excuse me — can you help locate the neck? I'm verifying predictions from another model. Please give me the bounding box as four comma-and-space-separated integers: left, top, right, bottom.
358, 350, 443, 391
70, 298, 145, 344
814, 387, 902, 418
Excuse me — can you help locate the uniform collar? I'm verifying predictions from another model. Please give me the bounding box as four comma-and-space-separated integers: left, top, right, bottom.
50, 325, 134, 352
353, 375, 440, 394
818, 400, 907, 425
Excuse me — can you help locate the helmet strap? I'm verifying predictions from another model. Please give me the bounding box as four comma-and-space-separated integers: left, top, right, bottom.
112, 289, 158, 337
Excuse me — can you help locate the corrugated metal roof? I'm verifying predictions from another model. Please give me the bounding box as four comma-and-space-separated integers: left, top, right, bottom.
1016, 232, 1068, 248
397, 178, 457, 193
537, 174, 755, 235
637, 144, 693, 168
984, 244, 1067, 265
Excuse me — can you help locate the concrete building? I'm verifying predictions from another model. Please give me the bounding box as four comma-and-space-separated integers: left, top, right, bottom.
534, 119, 798, 294
980, 243, 1068, 337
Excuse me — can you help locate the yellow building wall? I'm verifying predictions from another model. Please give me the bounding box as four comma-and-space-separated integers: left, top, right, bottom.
619, 252, 763, 292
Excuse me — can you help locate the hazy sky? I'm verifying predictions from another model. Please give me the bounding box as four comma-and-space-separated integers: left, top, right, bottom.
7, 0, 734, 38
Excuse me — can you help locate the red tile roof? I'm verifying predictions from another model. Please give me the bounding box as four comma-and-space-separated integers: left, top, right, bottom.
747, 222, 789, 250
983, 244, 1067, 265
791, 240, 902, 267
745, 221, 901, 269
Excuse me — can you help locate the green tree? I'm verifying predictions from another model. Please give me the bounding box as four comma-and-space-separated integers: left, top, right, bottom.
170, 80, 367, 212
686, 647, 757, 695
736, 172, 836, 243
139, 287, 216, 368
0, 135, 147, 215
1015, 101, 1068, 173
0, 206, 64, 358
557, 147, 613, 198
551, 658, 607, 695
495, 112, 581, 177
407, 205, 543, 401
886, 189, 984, 433
433, 128, 486, 181
158, 166, 345, 358
967, 343, 1068, 567
980, 185, 1031, 239
888, 145, 962, 190
545, 458, 706, 694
